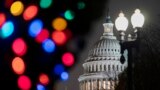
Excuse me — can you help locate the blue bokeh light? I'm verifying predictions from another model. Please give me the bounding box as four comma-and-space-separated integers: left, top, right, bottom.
0, 21, 14, 38
42, 39, 55, 53
61, 72, 69, 81
54, 64, 64, 75
37, 84, 45, 90
29, 19, 43, 37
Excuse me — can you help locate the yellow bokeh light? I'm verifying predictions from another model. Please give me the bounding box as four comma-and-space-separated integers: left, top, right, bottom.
10, 1, 24, 16
52, 17, 67, 31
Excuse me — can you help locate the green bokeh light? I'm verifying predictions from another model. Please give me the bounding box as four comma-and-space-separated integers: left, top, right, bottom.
64, 10, 75, 21
77, 1, 85, 10
40, 0, 52, 9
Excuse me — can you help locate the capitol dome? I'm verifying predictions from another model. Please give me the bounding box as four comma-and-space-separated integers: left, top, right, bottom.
78, 16, 127, 90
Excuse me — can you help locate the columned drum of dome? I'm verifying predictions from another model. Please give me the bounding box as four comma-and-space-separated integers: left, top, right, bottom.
78, 16, 127, 90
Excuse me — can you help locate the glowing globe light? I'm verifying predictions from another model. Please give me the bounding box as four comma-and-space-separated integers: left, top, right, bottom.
52, 31, 67, 45
0, 21, 14, 38
0, 13, 6, 27
17, 75, 31, 90
23, 5, 38, 21
12, 57, 25, 75
12, 38, 27, 56
61, 72, 69, 81
62, 52, 74, 67
35, 29, 49, 43
39, 73, 49, 85
77, 1, 86, 10
131, 9, 145, 28
40, 0, 52, 9
37, 84, 45, 90
29, 19, 43, 37
54, 64, 64, 75
64, 10, 75, 21
52, 17, 67, 31
42, 39, 55, 53
115, 12, 128, 31
10, 1, 24, 16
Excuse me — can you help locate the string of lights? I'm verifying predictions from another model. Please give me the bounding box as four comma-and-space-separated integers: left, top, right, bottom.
0, 0, 87, 89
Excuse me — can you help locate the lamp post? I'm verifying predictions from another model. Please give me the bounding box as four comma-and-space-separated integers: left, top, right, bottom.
115, 9, 145, 90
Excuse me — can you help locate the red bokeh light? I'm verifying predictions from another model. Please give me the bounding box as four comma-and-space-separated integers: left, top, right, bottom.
39, 73, 49, 85
0, 13, 6, 27
12, 57, 25, 75
23, 5, 38, 21
12, 38, 27, 56
62, 52, 74, 67
5, 0, 14, 8
17, 75, 31, 90
35, 29, 49, 43
64, 29, 72, 40
52, 31, 67, 45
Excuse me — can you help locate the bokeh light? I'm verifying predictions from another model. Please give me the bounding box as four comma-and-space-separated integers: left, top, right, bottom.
40, 0, 52, 9
12, 38, 27, 56
64, 10, 75, 21
61, 72, 69, 81
23, 5, 38, 21
0, 13, 6, 27
62, 52, 74, 67
37, 84, 45, 90
54, 64, 64, 75
42, 39, 56, 53
35, 29, 49, 43
52, 31, 67, 45
17, 75, 31, 90
77, 1, 86, 10
29, 19, 43, 37
12, 57, 25, 75
39, 73, 49, 85
52, 17, 67, 31
5, 0, 14, 8
0, 21, 14, 38
10, 1, 24, 16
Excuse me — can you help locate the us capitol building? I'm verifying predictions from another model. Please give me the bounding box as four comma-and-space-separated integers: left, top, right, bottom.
78, 16, 128, 90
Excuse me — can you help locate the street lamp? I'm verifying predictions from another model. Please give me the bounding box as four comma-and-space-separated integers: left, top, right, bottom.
115, 9, 145, 90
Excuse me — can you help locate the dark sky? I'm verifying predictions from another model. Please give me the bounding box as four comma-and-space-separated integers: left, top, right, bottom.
55, 0, 160, 90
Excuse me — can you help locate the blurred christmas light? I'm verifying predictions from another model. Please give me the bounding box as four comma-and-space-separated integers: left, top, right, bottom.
37, 84, 45, 90
12, 38, 27, 56
42, 39, 56, 53
12, 57, 25, 75
60, 72, 69, 81
40, 0, 53, 9
64, 29, 72, 40
64, 10, 75, 21
54, 64, 64, 75
62, 52, 74, 67
23, 5, 38, 21
0, 13, 6, 27
77, 1, 86, 10
10, 1, 24, 16
52, 31, 67, 45
17, 75, 32, 90
0, 21, 14, 38
5, 0, 14, 8
29, 19, 43, 37
52, 17, 67, 31
35, 29, 49, 43
39, 73, 49, 85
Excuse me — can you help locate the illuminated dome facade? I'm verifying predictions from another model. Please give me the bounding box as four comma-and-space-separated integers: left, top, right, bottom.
78, 16, 127, 90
